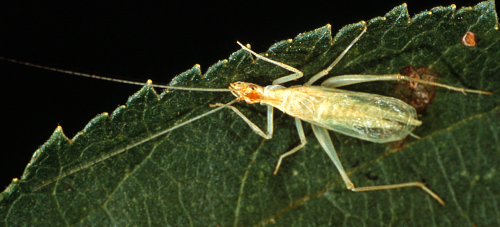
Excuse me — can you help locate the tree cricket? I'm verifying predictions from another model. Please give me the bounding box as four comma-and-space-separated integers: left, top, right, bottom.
1, 21, 492, 206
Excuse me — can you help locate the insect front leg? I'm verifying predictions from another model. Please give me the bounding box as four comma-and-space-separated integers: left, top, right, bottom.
236, 41, 303, 85
304, 21, 367, 86
310, 124, 446, 205
238, 22, 368, 87
210, 104, 274, 139
274, 118, 307, 175
214, 103, 309, 175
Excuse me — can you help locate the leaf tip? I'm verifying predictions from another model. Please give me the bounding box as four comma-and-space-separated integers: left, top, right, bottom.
1, 178, 18, 197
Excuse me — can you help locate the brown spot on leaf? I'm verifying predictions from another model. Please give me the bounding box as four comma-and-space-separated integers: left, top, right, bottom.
461, 31, 476, 47
393, 65, 438, 114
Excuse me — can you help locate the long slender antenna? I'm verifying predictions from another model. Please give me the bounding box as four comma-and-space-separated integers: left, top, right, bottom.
0, 56, 234, 92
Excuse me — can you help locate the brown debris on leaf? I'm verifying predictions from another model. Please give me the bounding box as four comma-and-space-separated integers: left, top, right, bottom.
393, 65, 438, 114
461, 31, 477, 47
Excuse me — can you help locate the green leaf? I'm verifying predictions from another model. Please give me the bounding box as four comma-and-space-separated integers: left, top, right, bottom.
1, 1, 499, 226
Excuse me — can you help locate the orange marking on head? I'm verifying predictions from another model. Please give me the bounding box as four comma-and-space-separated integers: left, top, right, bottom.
242, 85, 263, 103
229, 82, 264, 104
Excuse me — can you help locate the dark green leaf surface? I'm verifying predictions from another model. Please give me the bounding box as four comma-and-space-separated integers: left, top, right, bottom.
1, 1, 499, 226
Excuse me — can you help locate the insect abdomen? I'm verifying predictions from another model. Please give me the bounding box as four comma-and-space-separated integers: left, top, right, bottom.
265, 86, 421, 143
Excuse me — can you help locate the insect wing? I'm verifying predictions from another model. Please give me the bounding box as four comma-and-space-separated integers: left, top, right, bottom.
308, 87, 420, 143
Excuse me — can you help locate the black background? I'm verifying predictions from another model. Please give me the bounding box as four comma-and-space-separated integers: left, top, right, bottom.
0, 1, 491, 190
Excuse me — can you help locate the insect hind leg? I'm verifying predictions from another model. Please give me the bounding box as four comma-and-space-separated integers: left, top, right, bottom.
321, 74, 492, 95
311, 124, 446, 205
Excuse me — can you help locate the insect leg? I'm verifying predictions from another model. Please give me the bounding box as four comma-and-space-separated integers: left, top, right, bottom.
304, 21, 367, 86
311, 124, 446, 205
236, 41, 303, 85
211, 104, 274, 139
311, 125, 354, 188
213, 104, 308, 175
274, 118, 307, 175
321, 74, 492, 95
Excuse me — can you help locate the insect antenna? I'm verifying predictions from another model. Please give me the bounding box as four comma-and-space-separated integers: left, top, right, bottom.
1, 55, 244, 191
0, 56, 235, 92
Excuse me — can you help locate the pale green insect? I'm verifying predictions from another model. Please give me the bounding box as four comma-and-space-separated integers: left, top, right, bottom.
221, 22, 489, 206
2, 21, 492, 205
